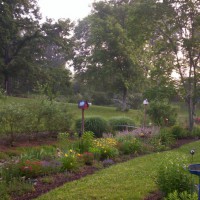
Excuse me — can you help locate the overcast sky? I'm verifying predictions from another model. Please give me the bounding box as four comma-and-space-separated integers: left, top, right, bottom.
38, 0, 99, 22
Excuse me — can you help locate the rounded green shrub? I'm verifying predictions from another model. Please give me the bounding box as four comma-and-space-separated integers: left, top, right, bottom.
108, 117, 135, 132
75, 116, 108, 138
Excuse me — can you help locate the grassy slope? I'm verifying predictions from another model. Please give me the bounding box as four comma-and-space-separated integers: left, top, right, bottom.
2, 97, 142, 124
37, 141, 200, 200
5, 96, 195, 125
66, 103, 141, 122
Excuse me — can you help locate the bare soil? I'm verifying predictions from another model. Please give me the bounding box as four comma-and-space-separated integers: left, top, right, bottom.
0, 137, 197, 200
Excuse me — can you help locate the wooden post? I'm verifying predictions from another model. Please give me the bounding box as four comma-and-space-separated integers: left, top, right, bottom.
144, 104, 146, 128
143, 99, 149, 128
81, 108, 84, 136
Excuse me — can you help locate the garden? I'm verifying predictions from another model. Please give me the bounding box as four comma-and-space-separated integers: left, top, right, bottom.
0, 96, 200, 200
1, 0, 200, 199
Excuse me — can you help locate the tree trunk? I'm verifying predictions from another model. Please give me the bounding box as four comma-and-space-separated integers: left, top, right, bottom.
4, 72, 10, 95
122, 87, 128, 111
187, 96, 195, 132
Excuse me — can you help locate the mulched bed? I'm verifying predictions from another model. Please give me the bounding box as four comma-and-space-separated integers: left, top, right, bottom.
12, 166, 98, 200
143, 191, 163, 200
1, 137, 198, 200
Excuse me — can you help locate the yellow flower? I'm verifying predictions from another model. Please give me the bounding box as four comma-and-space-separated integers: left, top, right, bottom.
65, 154, 68, 157
69, 149, 73, 153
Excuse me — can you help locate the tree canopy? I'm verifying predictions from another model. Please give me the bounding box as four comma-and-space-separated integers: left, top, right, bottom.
0, 0, 74, 95
73, 0, 147, 110
132, 0, 200, 130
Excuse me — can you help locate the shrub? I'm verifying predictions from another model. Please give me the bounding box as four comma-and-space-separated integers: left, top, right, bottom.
108, 117, 135, 132
150, 128, 175, 150
78, 131, 94, 153
191, 126, 200, 138
75, 117, 108, 138
156, 153, 192, 197
169, 125, 188, 139
0, 100, 73, 144
59, 149, 78, 172
165, 190, 198, 200
148, 136, 167, 152
81, 152, 94, 165
26, 100, 73, 133
0, 103, 29, 145
116, 135, 142, 154
147, 100, 177, 126
44, 102, 73, 132
91, 138, 119, 159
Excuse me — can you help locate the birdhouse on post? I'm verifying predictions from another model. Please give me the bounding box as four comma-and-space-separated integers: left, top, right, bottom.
78, 100, 89, 136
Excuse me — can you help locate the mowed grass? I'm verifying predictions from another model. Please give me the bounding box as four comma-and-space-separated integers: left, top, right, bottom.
37, 140, 200, 200
66, 103, 141, 122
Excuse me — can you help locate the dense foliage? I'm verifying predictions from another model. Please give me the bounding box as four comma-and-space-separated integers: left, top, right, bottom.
156, 153, 192, 196
75, 116, 108, 137
147, 100, 177, 126
0, 0, 73, 96
0, 99, 73, 145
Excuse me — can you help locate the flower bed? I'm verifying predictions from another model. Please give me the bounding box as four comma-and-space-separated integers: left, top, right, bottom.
0, 127, 193, 199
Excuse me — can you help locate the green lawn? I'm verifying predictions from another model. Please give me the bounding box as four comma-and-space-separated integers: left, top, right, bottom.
66, 103, 141, 122
37, 140, 200, 200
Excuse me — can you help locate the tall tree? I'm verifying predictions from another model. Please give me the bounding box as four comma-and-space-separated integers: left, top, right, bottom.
0, 0, 74, 95
133, 0, 200, 131
0, 0, 41, 94
73, 0, 144, 111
